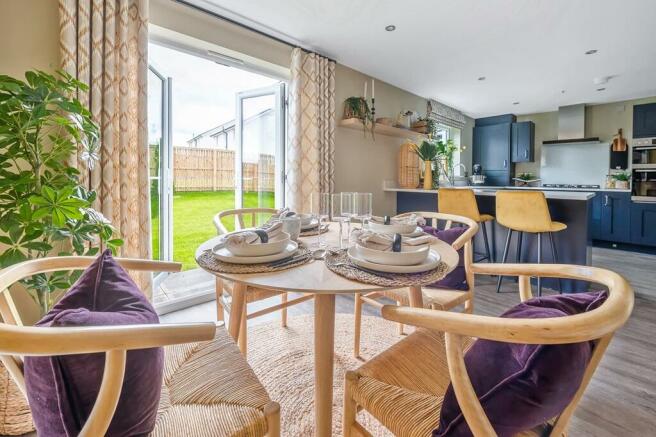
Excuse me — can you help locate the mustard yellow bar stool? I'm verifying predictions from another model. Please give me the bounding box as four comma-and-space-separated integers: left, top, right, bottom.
495, 190, 566, 295
438, 188, 495, 262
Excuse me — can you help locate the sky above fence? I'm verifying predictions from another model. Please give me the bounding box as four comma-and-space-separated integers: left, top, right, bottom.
148, 42, 278, 147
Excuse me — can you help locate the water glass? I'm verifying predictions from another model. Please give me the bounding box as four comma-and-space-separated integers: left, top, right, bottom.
331, 193, 350, 248
281, 216, 301, 241
310, 192, 331, 248
353, 192, 373, 231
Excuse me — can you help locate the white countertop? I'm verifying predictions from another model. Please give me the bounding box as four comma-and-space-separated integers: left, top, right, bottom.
383, 184, 596, 200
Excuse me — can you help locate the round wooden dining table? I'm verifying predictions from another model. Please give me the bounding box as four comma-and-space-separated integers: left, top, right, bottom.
195, 227, 459, 437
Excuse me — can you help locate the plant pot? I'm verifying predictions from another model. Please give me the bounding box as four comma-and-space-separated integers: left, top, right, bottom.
615, 180, 629, 189
423, 161, 433, 190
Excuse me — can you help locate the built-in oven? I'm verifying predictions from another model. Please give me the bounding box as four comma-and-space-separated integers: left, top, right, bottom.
632, 167, 656, 202
632, 137, 656, 168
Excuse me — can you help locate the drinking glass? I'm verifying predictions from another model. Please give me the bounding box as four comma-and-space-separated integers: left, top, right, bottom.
352, 192, 373, 231
340, 192, 355, 246
310, 192, 331, 248
331, 193, 350, 249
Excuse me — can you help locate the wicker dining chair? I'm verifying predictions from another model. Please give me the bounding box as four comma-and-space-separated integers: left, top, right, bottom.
212, 207, 313, 356
343, 262, 633, 437
353, 212, 479, 357
0, 257, 280, 437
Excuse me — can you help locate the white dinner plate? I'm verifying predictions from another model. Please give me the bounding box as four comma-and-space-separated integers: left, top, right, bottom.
347, 246, 441, 273
212, 241, 298, 264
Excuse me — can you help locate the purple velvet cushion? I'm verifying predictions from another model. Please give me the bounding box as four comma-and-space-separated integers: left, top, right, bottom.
433, 291, 608, 437
24, 250, 163, 437
422, 226, 468, 291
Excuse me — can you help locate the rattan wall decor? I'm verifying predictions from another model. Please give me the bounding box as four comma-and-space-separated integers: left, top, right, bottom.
397, 141, 420, 188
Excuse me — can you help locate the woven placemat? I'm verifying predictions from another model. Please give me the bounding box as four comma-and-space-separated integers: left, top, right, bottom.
300, 223, 330, 237
197, 245, 312, 274
324, 249, 449, 287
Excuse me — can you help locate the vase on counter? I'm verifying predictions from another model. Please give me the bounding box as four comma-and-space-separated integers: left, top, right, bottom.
423, 160, 432, 190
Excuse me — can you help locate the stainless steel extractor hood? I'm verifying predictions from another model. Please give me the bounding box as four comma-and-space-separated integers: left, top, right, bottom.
542, 104, 601, 145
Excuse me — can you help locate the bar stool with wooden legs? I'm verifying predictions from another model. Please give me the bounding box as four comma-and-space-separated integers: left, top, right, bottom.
495, 190, 566, 296
438, 188, 495, 262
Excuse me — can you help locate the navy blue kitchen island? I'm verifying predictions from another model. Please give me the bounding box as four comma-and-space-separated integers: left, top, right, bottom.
389, 187, 596, 293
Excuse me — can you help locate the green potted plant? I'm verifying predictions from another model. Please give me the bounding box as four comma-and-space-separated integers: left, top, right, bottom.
411, 140, 438, 189
435, 139, 460, 185
0, 70, 123, 314
343, 97, 372, 134
611, 171, 631, 189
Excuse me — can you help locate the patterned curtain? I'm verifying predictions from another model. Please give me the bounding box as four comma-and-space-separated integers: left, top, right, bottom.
59, 0, 152, 293
286, 48, 336, 212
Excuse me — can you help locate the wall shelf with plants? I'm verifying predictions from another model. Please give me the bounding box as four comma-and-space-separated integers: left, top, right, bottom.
338, 118, 427, 140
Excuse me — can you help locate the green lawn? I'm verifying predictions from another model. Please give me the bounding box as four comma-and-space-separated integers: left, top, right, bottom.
151, 190, 275, 270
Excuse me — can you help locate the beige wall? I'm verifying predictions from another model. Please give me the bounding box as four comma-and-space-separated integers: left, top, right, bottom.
333, 64, 427, 215
0, 0, 60, 76
516, 96, 656, 176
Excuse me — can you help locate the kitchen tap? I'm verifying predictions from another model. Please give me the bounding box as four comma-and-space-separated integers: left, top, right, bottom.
456, 163, 468, 177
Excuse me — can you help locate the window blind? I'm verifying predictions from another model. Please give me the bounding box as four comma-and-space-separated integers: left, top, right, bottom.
427, 99, 466, 130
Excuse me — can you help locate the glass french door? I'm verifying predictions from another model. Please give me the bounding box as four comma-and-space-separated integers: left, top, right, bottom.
235, 83, 286, 222
148, 64, 173, 285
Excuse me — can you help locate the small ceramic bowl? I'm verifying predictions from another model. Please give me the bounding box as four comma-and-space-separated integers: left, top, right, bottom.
367, 221, 417, 235
355, 244, 429, 266
297, 213, 314, 226
227, 232, 291, 257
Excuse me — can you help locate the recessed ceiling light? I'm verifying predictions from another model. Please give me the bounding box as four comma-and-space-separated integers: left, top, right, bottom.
477, 76, 486, 81
597, 87, 606, 91
561, 90, 566, 94
513, 101, 520, 105
385, 25, 396, 31
585, 49, 598, 55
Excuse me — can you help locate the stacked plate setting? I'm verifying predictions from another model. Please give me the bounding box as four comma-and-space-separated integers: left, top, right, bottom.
212, 231, 298, 264
350, 223, 441, 273
298, 213, 320, 231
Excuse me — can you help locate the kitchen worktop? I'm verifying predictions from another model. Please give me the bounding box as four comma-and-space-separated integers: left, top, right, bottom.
382, 183, 597, 200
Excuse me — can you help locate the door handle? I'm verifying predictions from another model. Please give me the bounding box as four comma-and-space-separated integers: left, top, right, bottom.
604, 195, 609, 206
524, 150, 528, 159
503, 159, 508, 168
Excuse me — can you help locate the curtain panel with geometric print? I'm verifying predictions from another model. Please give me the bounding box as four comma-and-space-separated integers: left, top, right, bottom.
59, 0, 152, 292
286, 48, 336, 212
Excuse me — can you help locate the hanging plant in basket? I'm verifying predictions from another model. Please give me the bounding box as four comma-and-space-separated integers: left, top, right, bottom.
343, 96, 373, 134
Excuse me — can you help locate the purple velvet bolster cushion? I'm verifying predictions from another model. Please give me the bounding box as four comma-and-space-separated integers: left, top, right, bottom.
422, 226, 468, 290
24, 250, 163, 437
433, 291, 608, 437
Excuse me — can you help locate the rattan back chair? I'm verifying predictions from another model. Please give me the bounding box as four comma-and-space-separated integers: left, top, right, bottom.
343, 262, 633, 437
0, 257, 280, 437
353, 212, 479, 358
212, 207, 313, 356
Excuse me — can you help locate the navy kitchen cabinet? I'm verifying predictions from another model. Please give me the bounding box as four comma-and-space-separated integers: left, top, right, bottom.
633, 103, 656, 139
590, 192, 602, 239
597, 191, 631, 243
473, 122, 513, 186
630, 202, 656, 246
511, 121, 535, 163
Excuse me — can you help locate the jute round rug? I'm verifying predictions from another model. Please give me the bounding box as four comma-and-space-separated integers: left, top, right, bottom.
246, 314, 414, 436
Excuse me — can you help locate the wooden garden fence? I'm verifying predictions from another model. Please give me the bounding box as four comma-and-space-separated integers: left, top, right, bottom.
149, 146, 275, 192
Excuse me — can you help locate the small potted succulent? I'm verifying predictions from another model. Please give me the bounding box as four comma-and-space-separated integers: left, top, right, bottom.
513, 172, 540, 187
611, 171, 631, 189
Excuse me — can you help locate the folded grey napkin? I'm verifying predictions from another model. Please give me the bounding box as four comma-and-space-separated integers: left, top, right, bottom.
225, 221, 284, 251
354, 230, 435, 252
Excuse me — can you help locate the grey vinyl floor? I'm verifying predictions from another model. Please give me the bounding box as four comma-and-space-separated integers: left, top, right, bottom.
161, 273, 656, 437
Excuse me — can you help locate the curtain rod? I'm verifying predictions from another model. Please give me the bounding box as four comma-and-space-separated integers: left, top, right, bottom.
172, 0, 337, 63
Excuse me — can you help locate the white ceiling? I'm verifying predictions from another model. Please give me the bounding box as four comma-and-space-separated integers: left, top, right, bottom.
190, 0, 656, 118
